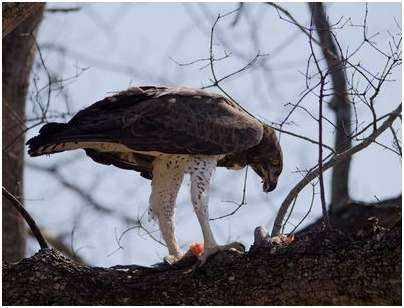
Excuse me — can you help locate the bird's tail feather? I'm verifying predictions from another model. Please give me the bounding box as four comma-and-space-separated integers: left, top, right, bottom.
26, 122, 114, 157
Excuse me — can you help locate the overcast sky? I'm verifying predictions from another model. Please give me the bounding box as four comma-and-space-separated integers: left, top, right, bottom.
24, 2, 401, 266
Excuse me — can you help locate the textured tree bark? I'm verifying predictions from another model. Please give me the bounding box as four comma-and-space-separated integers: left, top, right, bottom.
3, 203, 401, 305
2, 3, 45, 262
309, 3, 352, 212
2, 3, 45, 38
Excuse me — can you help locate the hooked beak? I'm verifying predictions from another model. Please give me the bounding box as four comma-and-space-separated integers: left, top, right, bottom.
262, 174, 277, 192
252, 165, 278, 193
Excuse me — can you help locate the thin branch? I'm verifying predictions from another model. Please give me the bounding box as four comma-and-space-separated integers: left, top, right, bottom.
45, 7, 81, 13
317, 74, 330, 229
2, 186, 48, 249
271, 103, 401, 236
266, 2, 319, 45
281, 195, 298, 234
210, 166, 248, 221
31, 33, 52, 119
309, 20, 331, 229
107, 225, 140, 257
373, 140, 402, 156
390, 126, 402, 156
350, 111, 399, 140
205, 11, 260, 123
270, 125, 335, 153
27, 164, 138, 231
203, 52, 269, 89
169, 51, 231, 68
27, 162, 166, 248
290, 184, 316, 234
231, 3, 244, 27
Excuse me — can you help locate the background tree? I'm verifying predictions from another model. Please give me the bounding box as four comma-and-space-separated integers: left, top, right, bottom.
2, 3, 45, 262
3, 2, 401, 305
309, 2, 352, 211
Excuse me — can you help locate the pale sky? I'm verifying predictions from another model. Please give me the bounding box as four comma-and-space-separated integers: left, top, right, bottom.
24, 2, 401, 266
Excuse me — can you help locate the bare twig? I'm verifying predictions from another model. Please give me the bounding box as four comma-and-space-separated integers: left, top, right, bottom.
27, 162, 167, 248
46, 7, 81, 13
309, 2, 352, 210
266, 2, 316, 44
281, 195, 298, 234
205, 11, 261, 123
289, 184, 316, 234
390, 126, 402, 157
41, 43, 171, 83
31, 33, 53, 119
317, 74, 330, 229
231, 3, 244, 26
169, 51, 231, 68
210, 166, 248, 221
2, 186, 48, 249
271, 103, 401, 236
270, 125, 335, 153
203, 52, 269, 89
373, 140, 402, 156
308, 21, 331, 229
107, 225, 141, 257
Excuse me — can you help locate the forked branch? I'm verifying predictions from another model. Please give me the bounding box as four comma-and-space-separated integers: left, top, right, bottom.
271, 103, 402, 236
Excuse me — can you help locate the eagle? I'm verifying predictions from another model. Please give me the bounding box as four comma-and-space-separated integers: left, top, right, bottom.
27, 86, 283, 264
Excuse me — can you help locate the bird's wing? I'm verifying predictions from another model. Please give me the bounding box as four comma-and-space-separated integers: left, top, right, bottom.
33, 86, 264, 155
84, 149, 153, 179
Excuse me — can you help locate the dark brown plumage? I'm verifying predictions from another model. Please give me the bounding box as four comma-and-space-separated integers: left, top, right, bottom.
27, 86, 280, 182
26, 85, 283, 264
28, 87, 262, 155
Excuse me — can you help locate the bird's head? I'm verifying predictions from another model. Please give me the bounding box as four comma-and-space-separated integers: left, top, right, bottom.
247, 125, 283, 192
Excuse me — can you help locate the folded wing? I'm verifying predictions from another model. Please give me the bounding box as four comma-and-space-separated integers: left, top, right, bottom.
27, 86, 263, 156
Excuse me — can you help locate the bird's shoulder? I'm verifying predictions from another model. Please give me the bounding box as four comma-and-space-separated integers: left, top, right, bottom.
75, 86, 245, 115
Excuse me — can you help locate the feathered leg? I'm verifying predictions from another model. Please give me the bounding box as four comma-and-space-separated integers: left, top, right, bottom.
190, 159, 218, 249
149, 156, 188, 263
189, 158, 244, 265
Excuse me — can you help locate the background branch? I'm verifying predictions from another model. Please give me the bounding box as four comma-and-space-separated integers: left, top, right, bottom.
2, 187, 48, 250
309, 2, 352, 211
271, 103, 401, 236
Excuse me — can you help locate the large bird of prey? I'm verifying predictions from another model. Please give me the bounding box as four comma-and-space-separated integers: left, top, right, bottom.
27, 86, 283, 264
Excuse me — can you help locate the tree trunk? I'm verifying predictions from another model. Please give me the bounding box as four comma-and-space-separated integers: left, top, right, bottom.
2, 3, 45, 39
2, 3, 45, 262
3, 202, 401, 305
309, 2, 352, 212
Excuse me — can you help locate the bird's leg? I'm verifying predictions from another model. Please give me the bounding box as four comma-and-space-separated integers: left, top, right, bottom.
190, 159, 244, 265
158, 213, 182, 264
149, 157, 188, 264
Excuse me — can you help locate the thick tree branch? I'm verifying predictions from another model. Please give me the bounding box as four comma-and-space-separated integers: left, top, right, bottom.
3, 203, 401, 305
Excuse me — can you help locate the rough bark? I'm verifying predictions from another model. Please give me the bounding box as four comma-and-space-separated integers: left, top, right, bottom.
3, 202, 401, 305
2, 3, 45, 262
309, 3, 352, 212
2, 3, 45, 39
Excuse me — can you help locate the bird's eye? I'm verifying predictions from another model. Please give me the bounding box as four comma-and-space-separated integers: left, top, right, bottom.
271, 159, 280, 166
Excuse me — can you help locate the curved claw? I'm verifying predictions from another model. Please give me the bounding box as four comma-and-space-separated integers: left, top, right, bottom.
163, 254, 183, 266
227, 241, 246, 253
198, 241, 245, 266
164, 242, 246, 268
